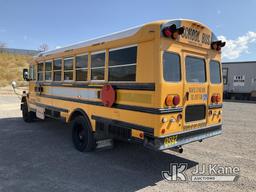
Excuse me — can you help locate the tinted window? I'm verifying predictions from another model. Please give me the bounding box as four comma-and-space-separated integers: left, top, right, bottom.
45, 61, 52, 81
210, 60, 221, 84
53, 59, 62, 81
45, 61, 52, 71
75, 55, 88, 81
76, 55, 88, 68
109, 65, 136, 81
76, 69, 87, 81
91, 52, 105, 80
109, 47, 137, 66
38, 63, 43, 72
64, 58, 73, 70
29, 65, 36, 80
91, 68, 104, 80
54, 71, 61, 81
53, 59, 62, 70
108, 46, 137, 81
186, 56, 206, 83
163, 52, 181, 82
91, 52, 105, 68
37, 63, 43, 81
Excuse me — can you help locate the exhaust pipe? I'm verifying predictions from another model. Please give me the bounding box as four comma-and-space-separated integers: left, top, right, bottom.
170, 146, 183, 153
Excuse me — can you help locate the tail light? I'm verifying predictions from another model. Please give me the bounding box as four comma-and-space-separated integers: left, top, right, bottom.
211, 94, 221, 104
165, 95, 173, 106
211, 95, 217, 103
216, 95, 221, 103
162, 24, 184, 40
173, 95, 180, 106
211, 40, 226, 51
165, 95, 180, 106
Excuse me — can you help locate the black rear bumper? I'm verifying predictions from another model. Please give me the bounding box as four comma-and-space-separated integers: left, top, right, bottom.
143, 124, 222, 151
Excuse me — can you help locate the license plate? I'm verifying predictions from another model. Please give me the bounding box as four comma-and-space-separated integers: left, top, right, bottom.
164, 135, 178, 147
36, 106, 45, 119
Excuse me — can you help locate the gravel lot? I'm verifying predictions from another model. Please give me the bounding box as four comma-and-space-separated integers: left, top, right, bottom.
0, 95, 255, 192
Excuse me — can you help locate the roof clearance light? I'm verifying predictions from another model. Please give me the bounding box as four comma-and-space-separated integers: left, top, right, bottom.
162, 24, 184, 40
211, 40, 226, 51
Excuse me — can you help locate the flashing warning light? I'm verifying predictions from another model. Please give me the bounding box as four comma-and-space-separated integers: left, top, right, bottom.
211, 40, 226, 51
162, 24, 184, 39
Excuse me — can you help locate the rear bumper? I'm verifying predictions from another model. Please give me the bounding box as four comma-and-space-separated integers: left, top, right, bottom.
143, 124, 222, 151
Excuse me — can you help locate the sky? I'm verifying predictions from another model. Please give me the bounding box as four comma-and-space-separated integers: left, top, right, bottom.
0, 0, 256, 62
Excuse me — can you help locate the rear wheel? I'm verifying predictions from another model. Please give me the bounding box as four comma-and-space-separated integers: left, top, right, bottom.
72, 115, 96, 152
22, 102, 36, 122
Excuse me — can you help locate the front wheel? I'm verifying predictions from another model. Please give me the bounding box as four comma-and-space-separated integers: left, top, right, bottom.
22, 102, 36, 122
72, 115, 96, 152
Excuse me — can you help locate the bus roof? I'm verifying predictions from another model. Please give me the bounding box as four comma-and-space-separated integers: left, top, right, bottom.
36, 19, 215, 57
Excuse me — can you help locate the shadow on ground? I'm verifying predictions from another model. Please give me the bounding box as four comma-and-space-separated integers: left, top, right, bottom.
0, 117, 198, 192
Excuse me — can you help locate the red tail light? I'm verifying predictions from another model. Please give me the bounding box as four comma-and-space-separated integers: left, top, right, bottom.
211, 94, 221, 103
216, 94, 221, 103
211, 95, 217, 103
211, 40, 226, 51
173, 95, 180, 106
162, 24, 184, 40
163, 28, 172, 37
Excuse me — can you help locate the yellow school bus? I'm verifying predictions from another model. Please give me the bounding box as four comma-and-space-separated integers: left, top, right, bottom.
21, 19, 225, 152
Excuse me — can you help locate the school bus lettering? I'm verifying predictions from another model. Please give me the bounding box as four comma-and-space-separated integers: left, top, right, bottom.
21, 19, 224, 153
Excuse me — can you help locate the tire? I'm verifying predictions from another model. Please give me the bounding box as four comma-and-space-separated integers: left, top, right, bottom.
22, 102, 36, 123
72, 115, 96, 152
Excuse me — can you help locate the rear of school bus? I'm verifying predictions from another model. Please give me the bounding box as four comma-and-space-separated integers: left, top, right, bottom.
144, 19, 225, 151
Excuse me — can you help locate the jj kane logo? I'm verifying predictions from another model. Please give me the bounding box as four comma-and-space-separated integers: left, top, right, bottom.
162, 163, 240, 182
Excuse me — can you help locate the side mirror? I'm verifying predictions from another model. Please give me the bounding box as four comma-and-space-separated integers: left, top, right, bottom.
23, 68, 29, 81
11, 81, 17, 89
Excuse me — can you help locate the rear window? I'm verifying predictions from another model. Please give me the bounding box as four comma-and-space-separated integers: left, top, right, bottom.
163, 52, 181, 82
186, 56, 206, 83
210, 60, 221, 84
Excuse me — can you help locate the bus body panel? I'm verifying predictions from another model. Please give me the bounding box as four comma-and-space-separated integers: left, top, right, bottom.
23, 19, 223, 151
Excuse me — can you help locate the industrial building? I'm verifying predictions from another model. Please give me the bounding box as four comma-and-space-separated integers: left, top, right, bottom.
222, 61, 256, 100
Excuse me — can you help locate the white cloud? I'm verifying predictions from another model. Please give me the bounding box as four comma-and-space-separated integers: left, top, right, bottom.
55, 46, 61, 49
218, 31, 256, 60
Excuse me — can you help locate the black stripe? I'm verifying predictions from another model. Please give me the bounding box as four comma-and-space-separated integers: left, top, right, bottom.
208, 104, 223, 109
35, 102, 69, 113
92, 115, 154, 136
38, 94, 183, 114
39, 82, 155, 91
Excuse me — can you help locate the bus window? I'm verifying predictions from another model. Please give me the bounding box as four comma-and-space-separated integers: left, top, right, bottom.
163, 52, 181, 82
75, 54, 88, 81
210, 60, 221, 84
29, 65, 36, 81
37, 63, 44, 81
108, 46, 137, 81
186, 56, 206, 83
45, 61, 52, 81
53, 59, 62, 81
64, 58, 74, 81
91, 52, 105, 81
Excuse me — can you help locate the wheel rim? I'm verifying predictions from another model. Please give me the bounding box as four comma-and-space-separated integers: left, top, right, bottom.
74, 122, 87, 147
